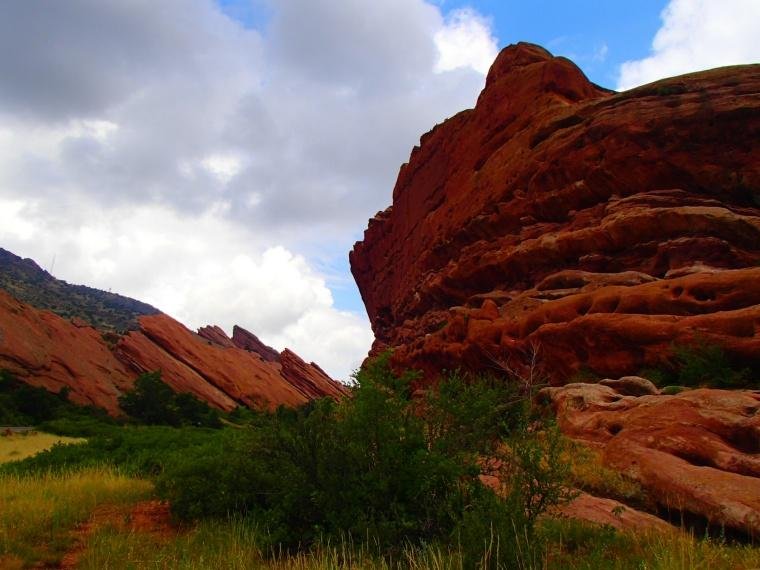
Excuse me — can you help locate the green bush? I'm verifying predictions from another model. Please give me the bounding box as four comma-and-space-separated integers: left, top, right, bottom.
157, 354, 573, 559
672, 340, 750, 388
119, 371, 221, 428
1, 424, 224, 477
0, 369, 113, 428
640, 339, 753, 389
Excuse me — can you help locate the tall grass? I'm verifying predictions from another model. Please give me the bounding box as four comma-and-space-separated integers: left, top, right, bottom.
76, 517, 760, 570
78, 518, 464, 570
0, 468, 152, 568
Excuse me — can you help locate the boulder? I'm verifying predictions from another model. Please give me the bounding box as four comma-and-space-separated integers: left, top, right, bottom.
539, 383, 760, 536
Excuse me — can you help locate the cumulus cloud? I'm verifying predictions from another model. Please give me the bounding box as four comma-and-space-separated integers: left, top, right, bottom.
0, 0, 498, 379
618, 0, 760, 90
434, 8, 498, 74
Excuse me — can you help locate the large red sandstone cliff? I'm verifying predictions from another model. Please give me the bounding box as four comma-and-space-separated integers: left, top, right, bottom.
0, 289, 346, 415
350, 43, 760, 382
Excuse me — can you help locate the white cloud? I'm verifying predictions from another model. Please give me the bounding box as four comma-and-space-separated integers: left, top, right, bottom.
0, 0, 498, 380
434, 8, 498, 74
618, 0, 760, 90
201, 153, 244, 184
0, 198, 373, 381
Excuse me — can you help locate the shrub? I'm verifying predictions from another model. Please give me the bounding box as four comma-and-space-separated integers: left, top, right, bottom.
640, 339, 752, 389
0, 370, 112, 428
157, 354, 574, 558
119, 371, 221, 428
1, 425, 223, 477
672, 340, 750, 388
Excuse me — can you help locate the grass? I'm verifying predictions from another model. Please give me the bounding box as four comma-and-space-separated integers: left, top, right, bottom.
0, 467, 757, 570
75, 517, 760, 569
542, 519, 760, 570
0, 431, 85, 464
0, 468, 152, 568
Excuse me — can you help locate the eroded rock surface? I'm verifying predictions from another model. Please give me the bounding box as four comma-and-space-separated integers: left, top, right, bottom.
350, 42, 760, 382
539, 382, 760, 536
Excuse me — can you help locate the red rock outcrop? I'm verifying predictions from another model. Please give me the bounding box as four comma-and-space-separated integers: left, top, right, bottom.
0, 289, 345, 414
279, 348, 348, 400
539, 382, 760, 535
553, 492, 674, 533
0, 290, 133, 414
231, 325, 281, 363
350, 42, 760, 382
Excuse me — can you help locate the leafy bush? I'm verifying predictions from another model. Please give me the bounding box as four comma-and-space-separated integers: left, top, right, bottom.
157, 354, 573, 560
119, 371, 221, 428
640, 338, 753, 389
0, 370, 113, 428
672, 340, 750, 388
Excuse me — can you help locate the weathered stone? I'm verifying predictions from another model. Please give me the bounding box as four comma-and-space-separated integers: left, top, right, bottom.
350, 42, 760, 383
539, 383, 760, 536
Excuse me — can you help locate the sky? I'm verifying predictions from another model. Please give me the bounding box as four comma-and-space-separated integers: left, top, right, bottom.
0, 0, 758, 380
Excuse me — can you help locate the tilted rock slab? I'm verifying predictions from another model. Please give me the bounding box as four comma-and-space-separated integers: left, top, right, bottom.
539, 382, 760, 536
350, 42, 760, 382
0, 290, 346, 414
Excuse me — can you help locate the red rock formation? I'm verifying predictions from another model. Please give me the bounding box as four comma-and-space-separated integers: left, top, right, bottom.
539, 382, 760, 536
279, 348, 349, 400
118, 314, 307, 410
197, 325, 236, 349
553, 492, 674, 533
231, 325, 281, 362
0, 289, 344, 414
350, 42, 760, 382
0, 290, 132, 414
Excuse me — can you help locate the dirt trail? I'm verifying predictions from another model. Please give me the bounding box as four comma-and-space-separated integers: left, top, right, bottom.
57, 500, 174, 569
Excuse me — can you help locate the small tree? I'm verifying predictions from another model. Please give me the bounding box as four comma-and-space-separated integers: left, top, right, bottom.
119, 371, 179, 426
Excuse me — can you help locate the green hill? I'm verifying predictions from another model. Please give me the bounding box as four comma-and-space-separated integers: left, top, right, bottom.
0, 248, 158, 333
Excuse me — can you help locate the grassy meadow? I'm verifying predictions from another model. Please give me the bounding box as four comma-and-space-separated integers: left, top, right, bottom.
0, 468, 151, 568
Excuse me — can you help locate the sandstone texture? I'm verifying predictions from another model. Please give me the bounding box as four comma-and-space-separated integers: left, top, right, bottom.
553, 492, 674, 533
539, 382, 760, 536
0, 288, 346, 414
350, 42, 760, 382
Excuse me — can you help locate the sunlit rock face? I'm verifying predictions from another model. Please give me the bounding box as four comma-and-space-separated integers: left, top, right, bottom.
351, 42, 760, 382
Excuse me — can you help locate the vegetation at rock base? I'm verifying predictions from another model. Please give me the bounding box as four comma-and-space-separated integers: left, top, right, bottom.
1, 357, 759, 568
0, 370, 113, 427
118, 371, 222, 428
156, 354, 574, 565
640, 338, 753, 389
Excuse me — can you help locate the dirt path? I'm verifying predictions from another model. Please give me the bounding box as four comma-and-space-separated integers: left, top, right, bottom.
57, 500, 174, 569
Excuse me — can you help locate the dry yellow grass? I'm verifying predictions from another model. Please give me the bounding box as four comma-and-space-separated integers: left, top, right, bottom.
0, 468, 152, 568
0, 432, 85, 464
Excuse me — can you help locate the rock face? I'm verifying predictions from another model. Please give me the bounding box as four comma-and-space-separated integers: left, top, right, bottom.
0, 265, 346, 414
350, 42, 760, 382
539, 382, 760, 536
553, 492, 674, 533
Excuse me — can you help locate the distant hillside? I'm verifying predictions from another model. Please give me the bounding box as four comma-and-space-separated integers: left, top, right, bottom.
0, 248, 158, 333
